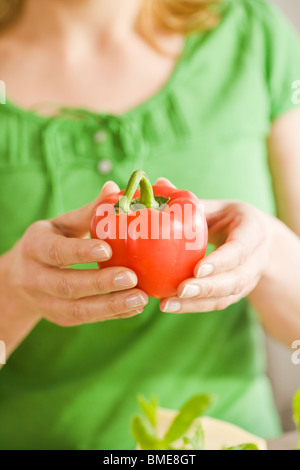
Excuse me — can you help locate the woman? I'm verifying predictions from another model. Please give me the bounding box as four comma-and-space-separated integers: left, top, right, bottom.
0, 0, 299, 450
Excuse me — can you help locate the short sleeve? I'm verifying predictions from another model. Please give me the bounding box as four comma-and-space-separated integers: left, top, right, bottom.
252, 0, 300, 120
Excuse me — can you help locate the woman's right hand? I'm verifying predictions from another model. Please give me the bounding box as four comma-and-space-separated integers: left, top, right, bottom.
4, 181, 148, 329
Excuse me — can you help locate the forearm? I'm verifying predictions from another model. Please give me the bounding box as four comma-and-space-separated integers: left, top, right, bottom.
0, 251, 40, 363
248, 216, 300, 345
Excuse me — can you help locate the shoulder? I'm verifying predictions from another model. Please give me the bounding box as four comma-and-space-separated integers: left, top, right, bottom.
221, 0, 298, 36
188, 0, 296, 50
205, 0, 300, 67
223, 0, 286, 18
186, 0, 297, 66
222, 1, 300, 119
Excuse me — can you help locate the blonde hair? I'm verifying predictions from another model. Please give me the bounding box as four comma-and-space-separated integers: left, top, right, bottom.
0, 0, 219, 36
0, 0, 24, 30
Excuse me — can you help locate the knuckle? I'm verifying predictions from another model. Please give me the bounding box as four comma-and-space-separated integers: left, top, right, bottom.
33, 220, 49, 230
26, 221, 42, 236
70, 301, 89, 323
105, 296, 121, 316
74, 244, 88, 264
233, 275, 248, 295
48, 241, 64, 266
203, 283, 214, 297
57, 276, 74, 299
93, 275, 106, 294
25, 220, 48, 240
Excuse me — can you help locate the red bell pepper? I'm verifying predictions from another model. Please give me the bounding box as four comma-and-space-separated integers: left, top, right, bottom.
90, 170, 208, 299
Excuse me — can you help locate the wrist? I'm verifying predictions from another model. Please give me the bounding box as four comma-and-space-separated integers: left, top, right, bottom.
0, 250, 41, 358
262, 215, 291, 281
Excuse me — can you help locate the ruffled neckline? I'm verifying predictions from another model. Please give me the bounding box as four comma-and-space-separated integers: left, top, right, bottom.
4, 34, 196, 125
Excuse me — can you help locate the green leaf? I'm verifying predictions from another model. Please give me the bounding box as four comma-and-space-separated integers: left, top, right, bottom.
183, 422, 205, 450
293, 390, 300, 429
164, 394, 214, 444
293, 390, 300, 450
131, 415, 161, 450
224, 443, 259, 451
137, 394, 157, 428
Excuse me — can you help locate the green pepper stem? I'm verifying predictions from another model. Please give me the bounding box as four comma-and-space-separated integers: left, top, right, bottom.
116, 170, 160, 214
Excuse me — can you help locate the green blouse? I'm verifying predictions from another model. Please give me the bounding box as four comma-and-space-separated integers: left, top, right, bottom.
0, 0, 300, 449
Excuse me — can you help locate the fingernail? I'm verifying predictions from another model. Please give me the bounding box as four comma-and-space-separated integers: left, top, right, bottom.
162, 300, 181, 313
135, 308, 144, 314
196, 264, 214, 278
126, 293, 148, 309
102, 181, 120, 193
180, 284, 201, 299
114, 272, 137, 288
102, 181, 113, 190
91, 244, 111, 261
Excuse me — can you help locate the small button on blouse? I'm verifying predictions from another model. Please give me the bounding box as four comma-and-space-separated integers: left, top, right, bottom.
97, 159, 113, 175
94, 131, 108, 144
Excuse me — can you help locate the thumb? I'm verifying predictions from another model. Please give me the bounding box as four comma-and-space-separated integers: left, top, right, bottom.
154, 177, 177, 189
99, 181, 121, 200
52, 180, 120, 238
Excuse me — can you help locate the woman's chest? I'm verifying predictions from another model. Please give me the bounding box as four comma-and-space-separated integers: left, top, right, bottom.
0, 46, 275, 252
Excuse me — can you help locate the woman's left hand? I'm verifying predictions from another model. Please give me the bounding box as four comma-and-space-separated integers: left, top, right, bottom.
157, 179, 275, 314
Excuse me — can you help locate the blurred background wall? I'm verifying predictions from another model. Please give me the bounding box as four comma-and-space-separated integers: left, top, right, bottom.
267, 0, 300, 432
272, 0, 300, 30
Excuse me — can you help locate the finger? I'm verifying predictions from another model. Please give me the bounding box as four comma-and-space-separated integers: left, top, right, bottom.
25, 222, 112, 266
194, 241, 247, 279
52, 181, 120, 237
194, 218, 265, 278
41, 289, 148, 326
178, 271, 261, 300
45, 305, 144, 325
37, 266, 138, 299
154, 177, 177, 188
199, 200, 229, 219
160, 295, 243, 314
100, 180, 121, 197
